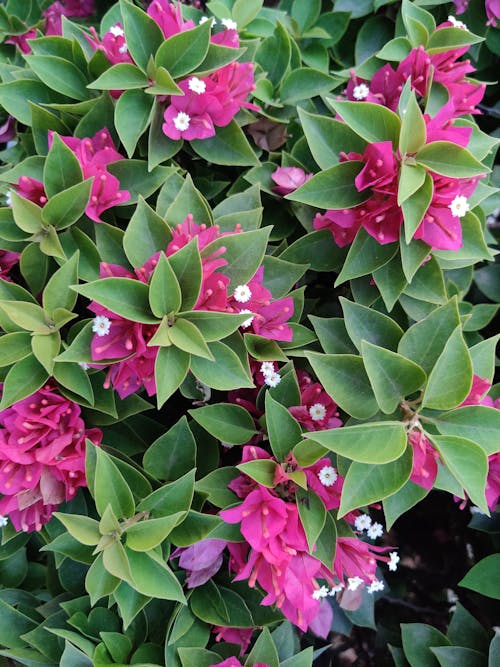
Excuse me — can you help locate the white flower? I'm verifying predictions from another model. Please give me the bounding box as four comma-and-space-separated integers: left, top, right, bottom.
367, 579, 384, 594
233, 284, 252, 303
92, 316, 111, 337
347, 576, 364, 591
354, 514, 372, 532
309, 403, 326, 422
239, 309, 254, 328
5, 190, 12, 207
188, 77, 207, 95
199, 16, 216, 26
173, 112, 190, 132
260, 361, 275, 376
367, 521, 384, 540
221, 18, 237, 30
118, 43, 128, 54
448, 15, 467, 30
329, 583, 345, 595
312, 585, 329, 600
109, 24, 125, 37
0, 516, 8, 527
318, 466, 337, 487
449, 195, 470, 218
264, 371, 281, 388
388, 551, 400, 572
353, 83, 369, 100
78, 362, 89, 371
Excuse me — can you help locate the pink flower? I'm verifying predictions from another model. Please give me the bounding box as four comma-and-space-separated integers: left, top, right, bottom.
171, 538, 227, 588
486, 0, 500, 26
147, 0, 195, 39
308, 598, 333, 639
15, 176, 48, 207
408, 429, 439, 490
0, 115, 16, 143
334, 537, 393, 586
289, 374, 342, 432
63, 0, 95, 17
459, 375, 493, 406
163, 78, 218, 141
6, 29, 37, 54
43, 2, 66, 37
209, 658, 244, 667
0, 383, 102, 532
452, 0, 470, 13
212, 627, 253, 655
271, 167, 312, 196
86, 23, 133, 66
355, 141, 398, 193
486, 453, 500, 510
0, 250, 20, 281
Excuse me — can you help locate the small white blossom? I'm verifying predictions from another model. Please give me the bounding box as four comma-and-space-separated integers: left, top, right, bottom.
347, 576, 364, 591
449, 195, 470, 218
264, 371, 281, 388
352, 83, 369, 100
173, 111, 190, 132
388, 551, 400, 572
260, 361, 275, 376
221, 18, 237, 30
5, 190, 12, 207
92, 315, 111, 337
199, 16, 216, 26
188, 77, 207, 94
118, 43, 128, 54
318, 466, 338, 487
448, 15, 467, 30
309, 403, 326, 422
233, 284, 252, 303
239, 309, 254, 329
329, 583, 345, 595
0, 516, 8, 527
354, 514, 372, 532
367, 580, 385, 594
109, 24, 125, 37
367, 521, 384, 540
78, 362, 89, 371
312, 585, 329, 600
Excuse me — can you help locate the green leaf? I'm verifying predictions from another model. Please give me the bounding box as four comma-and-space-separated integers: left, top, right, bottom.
123, 195, 172, 268
169, 318, 213, 360
190, 340, 254, 390
404, 256, 447, 305
44, 134, 83, 198
427, 26, 484, 53
9, 190, 44, 234
119, 0, 165, 72
401, 623, 450, 667
94, 448, 135, 519
255, 22, 291, 87
0, 300, 49, 333
106, 160, 172, 205
296, 489, 326, 553
181, 310, 250, 342
31, 331, 60, 374
402, 171, 434, 244
362, 341, 426, 414
335, 228, 398, 284
85, 554, 120, 605
377, 36, 412, 60
88, 63, 149, 90
245, 627, 280, 667
306, 352, 378, 420
202, 227, 270, 287
431, 646, 486, 667
416, 141, 488, 178
285, 161, 369, 210
280, 67, 337, 104
191, 120, 259, 167
433, 406, 500, 456
189, 403, 256, 445
42, 178, 92, 230
430, 435, 488, 513
422, 326, 472, 410
0, 79, 65, 127
155, 21, 211, 78
0, 599, 37, 649
143, 416, 196, 481
165, 173, 212, 227
126, 550, 183, 602
233, 0, 264, 27
125, 514, 184, 551
383, 481, 429, 530
280, 229, 346, 272
148, 253, 182, 317
447, 603, 490, 654
304, 422, 407, 464
328, 100, 401, 146
0, 354, 48, 410
309, 316, 357, 355
138, 470, 195, 518
398, 163, 426, 206
0, 332, 31, 367
75, 278, 157, 324
190, 580, 230, 626
265, 392, 302, 462
154, 345, 190, 408
43, 251, 79, 314
54, 513, 100, 546
237, 459, 277, 488
115, 88, 153, 157
338, 446, 413, 517
340, 296, 403, 352
459, 554, 500, 600
25, 55, 89, 100
146, 65, 183, 95
195, 467, 239, 508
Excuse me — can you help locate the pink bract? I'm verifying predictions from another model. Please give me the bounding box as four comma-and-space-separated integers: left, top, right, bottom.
271, 167, 312, 195
147, 0, 195, 39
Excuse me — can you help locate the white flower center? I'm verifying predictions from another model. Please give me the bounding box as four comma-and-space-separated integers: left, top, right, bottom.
92, 315, 111, 337
367, 521, 384, 539
312, 585, 329, 600
264, 371, 281, 388
188, 77, 206, 94
449, 195, 470, 218
388, 551, 400, 572
173, 112, 191, 132
353, 83, 369, 100
367, 580, 384, 594
239, 309, 254, 328
309, 402, 326, 421
329, 583, 344, 595
448, 15, 467, 30
109, 24, 125, 37
233, 284, 252, 303
347, 576, 364, 591
118, 43, 128, 54
0, 515, 8, 527
354, 514, 372, 532
318, 465, 337, 487
221, 18, 237, 30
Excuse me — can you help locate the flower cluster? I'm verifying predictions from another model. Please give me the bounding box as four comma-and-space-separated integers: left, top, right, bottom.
0, 383, 102, 532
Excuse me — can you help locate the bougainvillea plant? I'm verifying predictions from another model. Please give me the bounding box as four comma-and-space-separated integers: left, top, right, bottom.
0, 0, 498, 665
